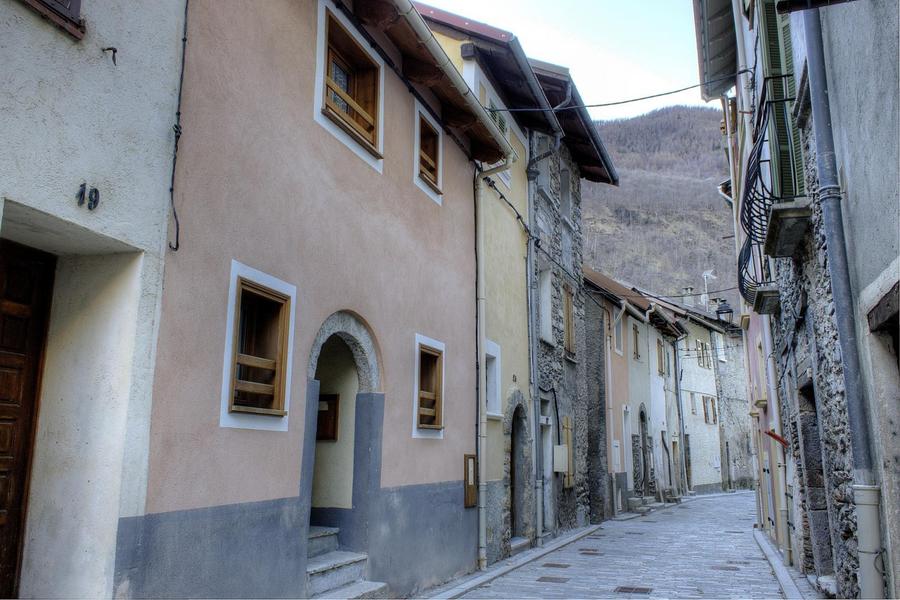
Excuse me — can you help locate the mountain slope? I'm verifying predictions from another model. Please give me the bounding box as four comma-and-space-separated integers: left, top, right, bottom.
582, 105, 738, 310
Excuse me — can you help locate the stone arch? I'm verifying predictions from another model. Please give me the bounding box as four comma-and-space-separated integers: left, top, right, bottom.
307, 310, 381, 393
501, 389, 534, 554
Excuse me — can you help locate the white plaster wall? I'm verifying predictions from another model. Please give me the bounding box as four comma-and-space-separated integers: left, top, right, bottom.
678, 321, 722, 489
648, 329, 669, 485
312, 338, 358, 509
0, 0, 183, 594
20, 253, 142, 598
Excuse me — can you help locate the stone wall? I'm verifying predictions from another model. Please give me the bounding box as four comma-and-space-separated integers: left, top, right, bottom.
769, 114, 859, 597
584, 291, 609, 522
531, 135, 593, 533
713, 331, 755, 489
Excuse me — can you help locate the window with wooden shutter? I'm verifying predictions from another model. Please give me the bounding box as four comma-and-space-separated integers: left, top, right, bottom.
19, 0, 84, 38
230, 279, 290, 416
563, 285, 575, 354
657, 339, 665, 375
323, 11, 380, 152
702, 395, 710, 424
417, 345, 443, 429
633, 325, 640, 359
418, 115, 440, 191
761, 0, 803, 198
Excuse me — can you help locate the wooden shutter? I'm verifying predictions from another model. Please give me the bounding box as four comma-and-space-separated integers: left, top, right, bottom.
762, 0, 798, 198
703, 397, 710, 424
563, 416, 574, 488
780, 12, 805, 195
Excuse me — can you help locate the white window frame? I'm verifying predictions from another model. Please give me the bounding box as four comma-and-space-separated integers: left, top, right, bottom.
220, 260, 297, 432
614, 314, 623, 355
413, 100, 443, 205
539, 269, 553, 344
412, 333, 445, 439
485, 339, 502, 419
314, 0, 386, 173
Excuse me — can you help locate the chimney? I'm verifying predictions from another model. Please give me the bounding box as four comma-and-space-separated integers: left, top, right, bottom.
683, 286, 694, 307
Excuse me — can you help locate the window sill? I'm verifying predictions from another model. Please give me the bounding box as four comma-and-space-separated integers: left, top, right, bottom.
230, 405, 287, 417
418, 173, 443, 195
539, 338, 556, 349
487, 412, 503, 421
564, 352, 578, 364
18, 0, 84, 39
417, 424, 444, 431
321, 107, 382, 159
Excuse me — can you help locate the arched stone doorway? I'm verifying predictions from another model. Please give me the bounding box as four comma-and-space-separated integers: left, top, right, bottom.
503, 390, 533, 554
301, 311, 383, 554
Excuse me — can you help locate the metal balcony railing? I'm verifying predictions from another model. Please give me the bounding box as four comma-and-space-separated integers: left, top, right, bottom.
739, 78, 803, 245
738, 236, 761, 306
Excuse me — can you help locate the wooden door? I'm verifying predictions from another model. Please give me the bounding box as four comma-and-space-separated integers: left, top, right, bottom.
0, 241, 55, 597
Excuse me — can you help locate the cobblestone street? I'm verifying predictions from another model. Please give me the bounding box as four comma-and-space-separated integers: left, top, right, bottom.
458, 492, 783, 599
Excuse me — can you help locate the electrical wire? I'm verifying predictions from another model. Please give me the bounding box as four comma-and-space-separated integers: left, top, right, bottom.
488, 70, 751, 113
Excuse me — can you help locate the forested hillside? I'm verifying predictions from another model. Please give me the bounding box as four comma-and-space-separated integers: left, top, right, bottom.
582, 105, 738, 310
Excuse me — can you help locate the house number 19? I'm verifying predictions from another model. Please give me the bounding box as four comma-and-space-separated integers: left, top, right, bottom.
76, 183, 100, 210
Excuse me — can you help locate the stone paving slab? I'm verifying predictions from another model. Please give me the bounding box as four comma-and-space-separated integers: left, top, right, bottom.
457, 492, 784, 599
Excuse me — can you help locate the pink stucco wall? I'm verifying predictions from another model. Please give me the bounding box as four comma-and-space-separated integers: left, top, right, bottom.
146, 0, 477, 514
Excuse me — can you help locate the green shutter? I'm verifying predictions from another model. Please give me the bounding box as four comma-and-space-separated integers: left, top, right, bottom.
780, 14, 806, 195
762, 0, 798, 198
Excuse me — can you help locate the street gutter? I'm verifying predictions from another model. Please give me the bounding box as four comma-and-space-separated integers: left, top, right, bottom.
426, 524, 601, 599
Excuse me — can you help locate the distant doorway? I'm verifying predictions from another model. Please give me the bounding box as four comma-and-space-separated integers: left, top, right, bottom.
638, 407, 651, 496
311, 335, 358, 517
510, 405, 529, 538
0, 241, 55, 597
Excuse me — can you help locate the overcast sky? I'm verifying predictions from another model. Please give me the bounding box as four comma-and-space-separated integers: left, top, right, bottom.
419, 0, 711, 121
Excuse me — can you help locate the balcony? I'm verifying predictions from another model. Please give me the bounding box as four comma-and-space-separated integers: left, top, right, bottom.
739, 237, 780, 315
740, 79, 809, 258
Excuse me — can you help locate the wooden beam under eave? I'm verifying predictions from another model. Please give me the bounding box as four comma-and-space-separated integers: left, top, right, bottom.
442, 105, 478, 130
471, 142, 502, 163
354, 0, 400, 28
403, 57, 445, 86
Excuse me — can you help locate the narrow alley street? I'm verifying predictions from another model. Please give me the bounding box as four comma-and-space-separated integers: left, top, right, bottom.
455, 492, 783, 599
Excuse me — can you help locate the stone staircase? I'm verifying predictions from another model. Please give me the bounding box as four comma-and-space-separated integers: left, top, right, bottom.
624, 494, 681, 516
307, 526, 387, 599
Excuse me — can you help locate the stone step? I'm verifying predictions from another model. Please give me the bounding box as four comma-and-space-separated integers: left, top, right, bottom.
510, 536, 530, 557
308, 526, 340, 558
632, 505, 652, 515
312, 579, 388, 599
626, 497, 643, 511
307, 550, 368, 597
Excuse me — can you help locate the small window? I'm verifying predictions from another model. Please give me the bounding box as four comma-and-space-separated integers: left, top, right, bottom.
657, 339, 665, 375
560, 169, 572, 220
418, 115, 440, 190
323, 12, 380, 151
614, 317, 623, 354
633, 325, 641, 359
703, 396, 718, 424
690, 392, 698, 415
230, 278, 290, 416
539, 270, 553, 344
489, 99, 509, 137
417, 345, 443, 429
485, 340, 501, 416
21, 0, 84, 39
563, 285, 575, 354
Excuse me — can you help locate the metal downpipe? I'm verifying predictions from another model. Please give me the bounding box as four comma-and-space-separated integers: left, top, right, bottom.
803, 8, 882, 597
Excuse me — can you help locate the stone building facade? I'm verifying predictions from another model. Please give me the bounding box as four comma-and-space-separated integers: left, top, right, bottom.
695, 0, 898, 596
713, 328, 755, 490
531, 135, 591, 532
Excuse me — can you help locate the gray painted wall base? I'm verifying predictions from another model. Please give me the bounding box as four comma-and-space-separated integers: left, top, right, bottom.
114, 496, 307, 598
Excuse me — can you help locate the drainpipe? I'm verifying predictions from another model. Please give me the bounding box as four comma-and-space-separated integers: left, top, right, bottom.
525, 131, 544, 546
475, 157, 513, 570
803, 10, 882, 597
672, 335, 688, 496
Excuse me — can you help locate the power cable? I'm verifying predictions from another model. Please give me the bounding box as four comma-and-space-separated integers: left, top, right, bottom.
488, 70, 751, 113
